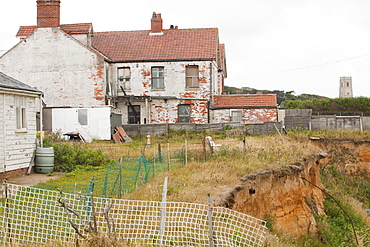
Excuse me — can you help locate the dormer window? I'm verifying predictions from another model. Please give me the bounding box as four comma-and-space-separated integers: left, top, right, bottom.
118, 67, 131, 90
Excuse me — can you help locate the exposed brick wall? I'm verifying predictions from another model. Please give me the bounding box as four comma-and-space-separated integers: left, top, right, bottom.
151, 13, 163, 33
37, 0, 60, 28
0, 168, 30, 180
242, 109, 278, 122
212, 108, 278, 123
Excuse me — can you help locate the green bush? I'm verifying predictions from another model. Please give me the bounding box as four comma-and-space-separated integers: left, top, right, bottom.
283, 96, 370, 113
42, 132, 113, 172
317, 165, 370, 246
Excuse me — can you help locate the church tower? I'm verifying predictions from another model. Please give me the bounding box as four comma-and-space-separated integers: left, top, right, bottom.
339, 76, 353, 98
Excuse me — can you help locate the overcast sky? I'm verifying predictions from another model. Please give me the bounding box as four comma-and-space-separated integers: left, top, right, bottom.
1, 0, 370, 98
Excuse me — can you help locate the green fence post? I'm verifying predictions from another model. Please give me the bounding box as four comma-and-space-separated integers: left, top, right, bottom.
158, 141, 162, 162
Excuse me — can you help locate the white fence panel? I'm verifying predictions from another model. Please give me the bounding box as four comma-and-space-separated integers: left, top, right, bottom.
0, 183, 267, 246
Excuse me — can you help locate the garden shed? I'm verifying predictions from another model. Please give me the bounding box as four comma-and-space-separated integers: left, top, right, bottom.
0, 72, 43, 178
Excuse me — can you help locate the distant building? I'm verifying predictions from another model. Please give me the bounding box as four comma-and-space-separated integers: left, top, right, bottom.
211, 94, 278, 123
0, 0, 226, 126
339, 76, 353, 98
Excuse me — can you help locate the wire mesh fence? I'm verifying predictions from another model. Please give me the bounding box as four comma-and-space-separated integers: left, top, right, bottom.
35, 152, 187, 199
1, 183, 267, 246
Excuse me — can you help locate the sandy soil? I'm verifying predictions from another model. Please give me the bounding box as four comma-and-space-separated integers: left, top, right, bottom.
5, 172, 65, 187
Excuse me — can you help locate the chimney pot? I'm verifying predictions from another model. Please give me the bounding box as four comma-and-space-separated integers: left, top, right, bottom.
151, 12, 163, 33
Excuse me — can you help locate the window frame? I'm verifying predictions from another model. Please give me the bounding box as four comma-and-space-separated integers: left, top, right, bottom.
78, 109, 88, 126
15, 96, 27, 131
178, 104, 191, 123
185, 65, 199, 89
128, 105, 141, 124
151, 66, 164, 89
117, 67, 131, 91
230, 110, 242, 123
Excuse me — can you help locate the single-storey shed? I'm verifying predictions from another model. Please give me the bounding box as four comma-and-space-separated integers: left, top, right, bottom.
0, 72, 43, 178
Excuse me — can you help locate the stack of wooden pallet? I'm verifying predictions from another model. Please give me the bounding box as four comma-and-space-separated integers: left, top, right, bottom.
112, 126, 133, 143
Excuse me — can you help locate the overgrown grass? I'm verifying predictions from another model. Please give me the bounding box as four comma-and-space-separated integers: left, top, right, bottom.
122, 135, 321, 203
315, 165, 370, 247
287, 128, 370, 140
42, 134, 113, 172
31, 129, 370, 246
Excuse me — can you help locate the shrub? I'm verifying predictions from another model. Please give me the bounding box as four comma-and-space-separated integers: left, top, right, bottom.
43, 133, 113, 172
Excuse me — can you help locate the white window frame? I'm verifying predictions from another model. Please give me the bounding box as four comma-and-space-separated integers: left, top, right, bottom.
118, 67, 131, 91
178, 104, 191, 123
186, 65, 199, 88
16, 96, 27, 131
151, 66, 164, 89
230, 110, 242, 123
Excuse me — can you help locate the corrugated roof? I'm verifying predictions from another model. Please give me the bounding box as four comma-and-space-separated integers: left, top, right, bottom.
0, 72, 42, 94
91, 28, 219, 62
213, 94, 277, 108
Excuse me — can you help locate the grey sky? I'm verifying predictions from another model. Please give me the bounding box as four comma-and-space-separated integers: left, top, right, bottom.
1, 0, 370, 98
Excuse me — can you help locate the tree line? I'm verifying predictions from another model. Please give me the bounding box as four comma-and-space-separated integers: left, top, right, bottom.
224, 86, 370, 112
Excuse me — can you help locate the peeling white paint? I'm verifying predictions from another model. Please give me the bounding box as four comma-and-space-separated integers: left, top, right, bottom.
0, 93, 38, 173
0, 28, 107, 108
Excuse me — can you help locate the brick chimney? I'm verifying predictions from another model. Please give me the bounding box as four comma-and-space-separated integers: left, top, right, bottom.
151, 12, 163, 34
37, 0, 61, 28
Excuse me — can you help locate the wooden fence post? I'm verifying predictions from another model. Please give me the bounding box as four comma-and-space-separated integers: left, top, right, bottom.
202, 136, 207, 162
158, 141, 162, 162
207, 194, 214, 247
167, 143, 170, 171
185, 139, 188, 165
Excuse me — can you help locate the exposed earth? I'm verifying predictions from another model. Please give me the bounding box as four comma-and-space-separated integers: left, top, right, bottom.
5, 172, 65, 187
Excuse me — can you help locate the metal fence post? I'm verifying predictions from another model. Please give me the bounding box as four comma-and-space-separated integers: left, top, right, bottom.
159, 177, 168, 246
208, 194, 215, 247
119, 166, 122, 198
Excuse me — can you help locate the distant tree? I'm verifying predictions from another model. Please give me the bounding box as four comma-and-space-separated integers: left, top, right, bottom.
224, 86, 327, 105
283, 97, 370, 113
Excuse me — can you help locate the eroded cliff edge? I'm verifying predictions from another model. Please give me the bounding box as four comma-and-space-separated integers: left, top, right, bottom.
215, 139, 370, 238
215, 152, 328, 238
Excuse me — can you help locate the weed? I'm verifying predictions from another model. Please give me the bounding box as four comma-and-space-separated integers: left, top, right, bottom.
43, 140, 113, 172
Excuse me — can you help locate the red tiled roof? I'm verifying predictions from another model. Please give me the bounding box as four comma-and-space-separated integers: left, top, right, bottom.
16, 26, 37, 37
16, 23, 93, 37
219, 44, 227, 76
59, 23, 93, 34
213, 94, 277, 108
91, 28, 219, 62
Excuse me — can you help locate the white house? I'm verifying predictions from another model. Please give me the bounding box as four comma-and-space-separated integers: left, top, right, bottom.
95, 12, 226, 124
0, 0, 112, 139
0, 0, 227, 130
0, 72, 42, 179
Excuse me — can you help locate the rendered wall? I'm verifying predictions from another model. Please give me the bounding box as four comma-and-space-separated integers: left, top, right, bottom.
118, 99, 209, 124
110, 61, 216, 98
110, 61, 218, 124
52, 107, 111, 140
0, 28, 107, 108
